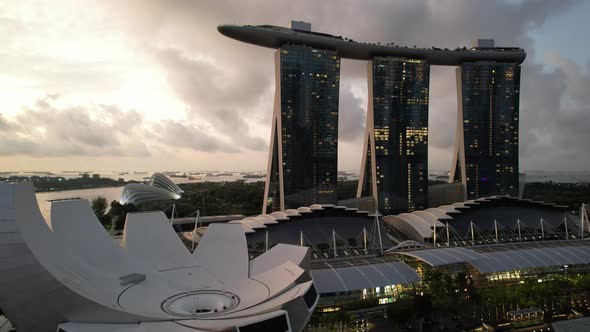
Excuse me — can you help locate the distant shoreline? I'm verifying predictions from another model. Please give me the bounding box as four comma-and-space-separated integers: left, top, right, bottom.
35, 184, 126, 193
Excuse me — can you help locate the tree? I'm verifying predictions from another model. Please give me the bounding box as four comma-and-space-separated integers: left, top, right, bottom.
108, 201, 137, 230
387, 298, 413, 327
91, 196, 110, 228
423, 269, 452, 328
255, 240, 265, 251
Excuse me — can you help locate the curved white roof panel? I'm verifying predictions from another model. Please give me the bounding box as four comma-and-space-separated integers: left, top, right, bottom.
412, 211, 445, 228
424, 208, 453, 220
269, 211, 290, 221
397, 213, 435, 238
217, 220, 256, 234
241, 217, 267, 229
256, 214, 279, 225
382, 215, 428, 243
0, 183, 318, 331
296, 207, 313, 214
451, 202, 470, 209
309, 204, 324, 211
283, 209, 302, 217
250, 244, 310, 276
438, 205, 461, 213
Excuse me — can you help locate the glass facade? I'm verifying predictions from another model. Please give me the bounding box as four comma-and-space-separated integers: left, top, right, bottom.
361, 57, 429, 214
266, 44, 340, 211
458, 62, 520, 199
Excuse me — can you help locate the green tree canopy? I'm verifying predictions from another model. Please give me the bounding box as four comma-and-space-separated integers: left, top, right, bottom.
91, 196, 110, 228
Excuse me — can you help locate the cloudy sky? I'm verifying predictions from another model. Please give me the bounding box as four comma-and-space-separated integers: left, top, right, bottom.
0, 0, 589, 172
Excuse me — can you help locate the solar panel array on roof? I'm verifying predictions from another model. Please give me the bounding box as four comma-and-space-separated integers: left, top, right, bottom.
310, 261, 420, 294
395, 242, 590, 274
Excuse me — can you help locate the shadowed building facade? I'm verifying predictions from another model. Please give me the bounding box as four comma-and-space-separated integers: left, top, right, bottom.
358, 57, 430, 214
263, 44, 340, 212
450, 59, 521, 199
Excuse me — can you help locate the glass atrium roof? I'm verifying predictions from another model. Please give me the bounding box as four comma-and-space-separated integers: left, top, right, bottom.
310, 261, 420, 294
394, 241, 590, 274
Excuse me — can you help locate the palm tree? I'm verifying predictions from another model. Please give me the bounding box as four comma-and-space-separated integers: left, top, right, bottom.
91, 196, 110, 228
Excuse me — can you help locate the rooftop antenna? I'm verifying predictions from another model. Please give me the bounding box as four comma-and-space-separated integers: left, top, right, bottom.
363, 227, 369, 255
170, 203, 176, 225
375, 211, 384, 255
583, 203, 589, 238
433, 216, 437, 247
363, 227, 368, 255
580, 203, 584, 239
494, 219, 499, 243
191, 210, 200, 252
446, 221, 450, 246
332, 229, 338, 257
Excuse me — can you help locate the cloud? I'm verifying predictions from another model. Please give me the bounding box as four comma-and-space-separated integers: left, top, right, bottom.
151, 120, 239, 153
0, 94, 251, 158
1, 0, 588, 171
154, 48, 268, 151
103, 0, 588, 171
519, 54, 590, 170
0, 95, 148, 157
0, 114, 11, 131
338, 83, 366, 142
428, 66, 457, 150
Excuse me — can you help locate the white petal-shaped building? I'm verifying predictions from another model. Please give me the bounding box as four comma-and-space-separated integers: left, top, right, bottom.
120, 173, 183, 205
0, 183, 318, 332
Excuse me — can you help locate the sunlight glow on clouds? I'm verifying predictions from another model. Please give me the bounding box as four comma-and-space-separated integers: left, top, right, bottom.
0, 0, 588, 172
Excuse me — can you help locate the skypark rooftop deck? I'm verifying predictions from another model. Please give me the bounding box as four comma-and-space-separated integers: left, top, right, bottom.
218, 24, 526, 65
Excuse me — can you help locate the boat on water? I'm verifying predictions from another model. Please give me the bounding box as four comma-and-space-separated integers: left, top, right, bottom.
243, 174, 265, 179
217, 172, 233, 176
